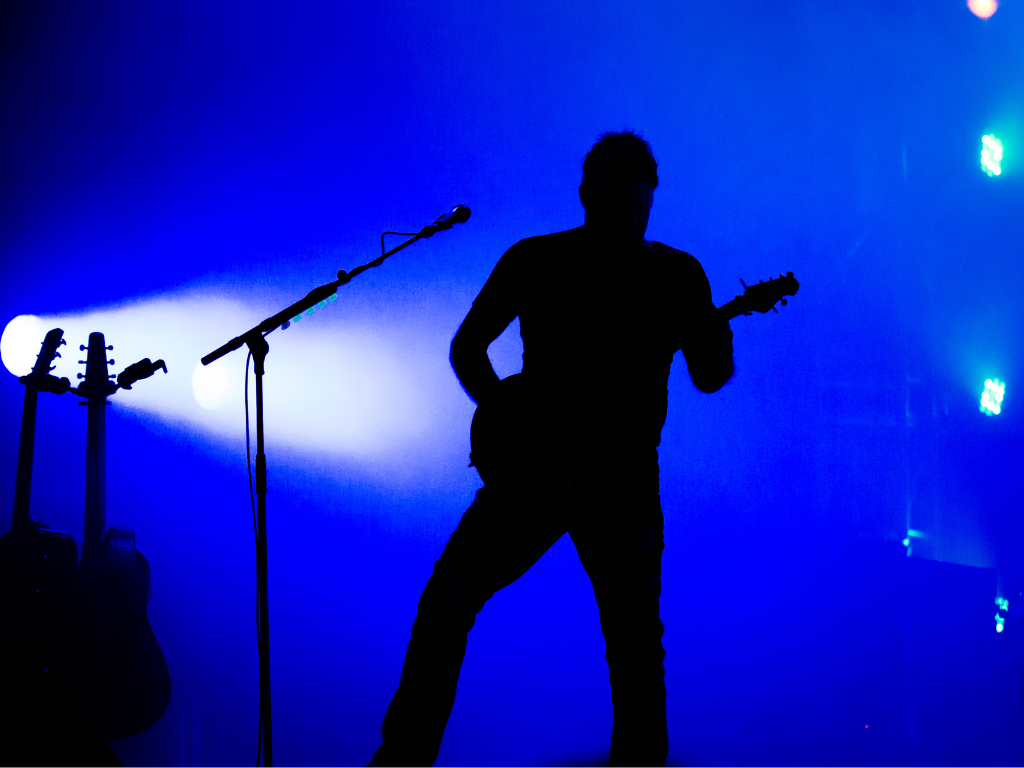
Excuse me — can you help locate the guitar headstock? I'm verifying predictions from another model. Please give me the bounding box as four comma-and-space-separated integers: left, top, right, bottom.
77, 332, 118, 402
735, 272, 800, 315
30, 328, 66, 377
19, 328, 71, 394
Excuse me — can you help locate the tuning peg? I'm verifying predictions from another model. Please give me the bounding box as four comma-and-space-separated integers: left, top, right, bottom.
786, 271, 794, 277
80, 345, 86, 351
53, 352, 61, 358
78, 360, 86, 364
106, 345, 113, 350
781, 298, 788, 306
108, 359, 114, 365
59, 339, 66, 346
77, 373, 85, 379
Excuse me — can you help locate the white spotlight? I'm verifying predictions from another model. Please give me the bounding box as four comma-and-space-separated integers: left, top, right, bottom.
1, 314, 47, 377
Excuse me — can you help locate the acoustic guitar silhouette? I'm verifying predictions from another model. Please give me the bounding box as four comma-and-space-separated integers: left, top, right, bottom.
75, 331, 171, 740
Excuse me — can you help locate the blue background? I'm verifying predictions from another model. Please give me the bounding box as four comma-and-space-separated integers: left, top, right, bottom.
1, 1, 1022, 764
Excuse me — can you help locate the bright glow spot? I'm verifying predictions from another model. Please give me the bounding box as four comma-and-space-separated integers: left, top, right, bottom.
996, 622, 1004, 633
864, 724, 869, 729
996, 597, 1009, 611
981, 134, 1003, 176
192, 360, 231, 410
968, 0, 998, 19
979, 378, 1005, 415
1, 314, 48, 377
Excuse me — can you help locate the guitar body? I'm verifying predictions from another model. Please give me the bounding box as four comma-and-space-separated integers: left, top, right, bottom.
470, 373, 577, 486
80, 528, 171, 740
0, 526, 81, 683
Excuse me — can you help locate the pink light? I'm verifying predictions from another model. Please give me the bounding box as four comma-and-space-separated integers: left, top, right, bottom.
864, 724, 869, 729
968, 0, 998, 19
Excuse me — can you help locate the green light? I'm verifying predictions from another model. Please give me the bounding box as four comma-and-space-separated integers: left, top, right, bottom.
291, 293, 337, 325
981, 134, 1003, 176
980, 378, 1005, 416
996, 597, 1009, 633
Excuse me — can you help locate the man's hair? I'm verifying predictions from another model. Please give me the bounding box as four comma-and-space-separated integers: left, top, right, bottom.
581, 130, 659, 189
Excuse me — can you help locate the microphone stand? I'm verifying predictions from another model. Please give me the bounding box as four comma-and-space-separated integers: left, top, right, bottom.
201, 207, 469, 767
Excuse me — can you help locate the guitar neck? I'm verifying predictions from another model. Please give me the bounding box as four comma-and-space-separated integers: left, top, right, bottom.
715, 296, 751, 322
11, 385, 40, 532
84, 396, 107, 546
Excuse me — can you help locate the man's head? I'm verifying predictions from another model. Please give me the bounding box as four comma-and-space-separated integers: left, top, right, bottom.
579, 130, 658, 245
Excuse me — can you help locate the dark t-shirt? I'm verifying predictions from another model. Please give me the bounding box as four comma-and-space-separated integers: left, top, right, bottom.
472, 226, 732, 488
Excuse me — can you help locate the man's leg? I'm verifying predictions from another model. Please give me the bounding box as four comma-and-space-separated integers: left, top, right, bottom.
372, 484, 568, 766
571, 491, 667, 767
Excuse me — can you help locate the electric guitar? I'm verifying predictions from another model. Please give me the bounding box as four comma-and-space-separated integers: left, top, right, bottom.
469, 273, 800, 483
76, 331, 171, 740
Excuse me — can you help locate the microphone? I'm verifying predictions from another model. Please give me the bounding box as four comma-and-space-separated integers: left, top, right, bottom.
420, 204, 471, 237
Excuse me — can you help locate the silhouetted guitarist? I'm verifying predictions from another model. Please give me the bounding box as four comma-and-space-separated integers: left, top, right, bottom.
369, 131, 734, 767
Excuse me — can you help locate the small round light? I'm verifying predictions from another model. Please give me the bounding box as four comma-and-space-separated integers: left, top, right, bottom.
968, 0, 998, 19
1, 315, 47, 377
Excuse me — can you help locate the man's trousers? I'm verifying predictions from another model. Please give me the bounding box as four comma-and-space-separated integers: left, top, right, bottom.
372, 481, 668, 766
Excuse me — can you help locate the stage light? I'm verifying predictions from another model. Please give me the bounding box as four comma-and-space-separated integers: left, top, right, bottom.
1, 293, 452, 476
981, 134, 1003, 176
979, 378, 1004, 416
968, 0, 998, 19
996, 598, 1008, 633
1, 314, 48, 377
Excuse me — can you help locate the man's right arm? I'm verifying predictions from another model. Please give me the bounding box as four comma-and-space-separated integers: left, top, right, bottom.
450, 245, 521, 405
449, 303, 515, 405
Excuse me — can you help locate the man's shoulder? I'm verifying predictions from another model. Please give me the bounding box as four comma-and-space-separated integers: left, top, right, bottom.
649, 240, 701, 264
646, 240, 707, 279
509, 228, 582, 252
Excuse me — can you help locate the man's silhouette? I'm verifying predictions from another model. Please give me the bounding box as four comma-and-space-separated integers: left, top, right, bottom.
370, 131, 734, 767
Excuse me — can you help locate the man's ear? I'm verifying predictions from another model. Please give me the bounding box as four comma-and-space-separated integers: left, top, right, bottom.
578, 183, 590, 211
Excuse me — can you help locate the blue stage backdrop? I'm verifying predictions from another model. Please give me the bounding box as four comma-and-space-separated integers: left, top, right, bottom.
1, 1, 1022, 765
